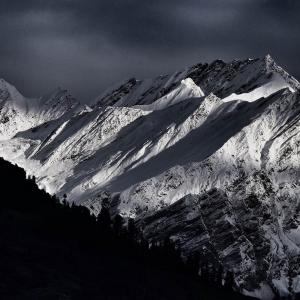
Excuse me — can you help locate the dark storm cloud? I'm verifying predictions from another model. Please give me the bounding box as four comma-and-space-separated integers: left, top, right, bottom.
0, 0, 299, 102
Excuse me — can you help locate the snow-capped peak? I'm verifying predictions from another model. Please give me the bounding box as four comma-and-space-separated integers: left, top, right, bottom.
93, 55, 299, 109
214, 55, 300, 103
133, 78, 205, 111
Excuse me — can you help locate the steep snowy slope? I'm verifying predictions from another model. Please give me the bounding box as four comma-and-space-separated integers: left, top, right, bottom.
111, 89, 299, 213
113, 89, 300, 299
134, 78, 204, 111
0, 79, 81, 140
0, 93, 219, 197
0, 56, 299, 299
0, 105, 149, 194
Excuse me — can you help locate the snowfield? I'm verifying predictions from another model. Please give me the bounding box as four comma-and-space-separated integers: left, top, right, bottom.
0, 55, 299, 299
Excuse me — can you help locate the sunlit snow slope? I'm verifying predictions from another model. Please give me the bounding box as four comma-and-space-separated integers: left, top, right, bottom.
0, 55, 299, 300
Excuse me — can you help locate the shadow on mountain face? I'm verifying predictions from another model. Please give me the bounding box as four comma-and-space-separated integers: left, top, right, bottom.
104, 92, 283, 193
57, 96, 204, 197
0, 157, 256, 300
59, 95, 263, 199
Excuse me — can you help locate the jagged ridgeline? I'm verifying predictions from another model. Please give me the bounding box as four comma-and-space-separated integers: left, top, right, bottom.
0, 55, 300, 299
0, 157, 253, 299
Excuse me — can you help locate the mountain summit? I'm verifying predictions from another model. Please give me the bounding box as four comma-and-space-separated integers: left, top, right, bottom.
94, 55, 299, 107
0, 56, 299, 299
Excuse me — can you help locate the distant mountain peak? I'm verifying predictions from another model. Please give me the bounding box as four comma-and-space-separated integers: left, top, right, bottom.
264, 53, 274, 62
0, 79, 81, 140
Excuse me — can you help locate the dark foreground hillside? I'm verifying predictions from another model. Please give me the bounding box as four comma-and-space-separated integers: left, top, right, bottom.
0, 158, 255, 300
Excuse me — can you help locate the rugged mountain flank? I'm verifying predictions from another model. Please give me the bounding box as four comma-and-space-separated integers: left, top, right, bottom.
0, 55, 299, 299
94, 55, 299, 107
0, 80, 81, 140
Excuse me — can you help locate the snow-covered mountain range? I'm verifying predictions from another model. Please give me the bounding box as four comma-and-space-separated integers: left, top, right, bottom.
0, 55, 299, 299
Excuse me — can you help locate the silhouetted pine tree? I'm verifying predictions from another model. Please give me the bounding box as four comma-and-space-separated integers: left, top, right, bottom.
138, 234, 150, 253
215, 264, 224, 287
127, 218, 139, 240
224, 270, 235, 291
185, 252, 200, 277
97, 204, 111, 235
200, 261, 209, 284
113, 214, 125, 237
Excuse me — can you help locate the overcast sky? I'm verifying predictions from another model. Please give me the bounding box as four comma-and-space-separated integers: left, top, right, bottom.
0, 0, 299, 102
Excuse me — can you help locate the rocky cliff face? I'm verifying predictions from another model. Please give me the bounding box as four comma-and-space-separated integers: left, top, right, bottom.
0, 55, 299, 299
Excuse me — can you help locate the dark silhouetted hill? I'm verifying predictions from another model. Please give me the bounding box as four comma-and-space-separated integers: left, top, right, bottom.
0, 157, 256, 300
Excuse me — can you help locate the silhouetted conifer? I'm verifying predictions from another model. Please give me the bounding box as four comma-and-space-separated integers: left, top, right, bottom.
200, 262, 209, 284
97, 206, 111, 234
185, 253, 200, 276
215, 264, 224, 287
224, 270, 235, 291
113, 214, 125, 236
127, 218, 139, 239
